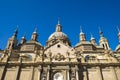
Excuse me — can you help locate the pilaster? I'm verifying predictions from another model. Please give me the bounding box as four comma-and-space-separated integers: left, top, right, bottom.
75, 65, 79, 80
0, 66, 6, 80
38, 65, 42, 80
96, 66, 103, 80
15, 66, 21, 80
29, 66, 34, 80
110, 66, 118, 80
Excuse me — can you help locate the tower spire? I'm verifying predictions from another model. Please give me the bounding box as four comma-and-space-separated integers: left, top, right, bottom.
90, 32, 95, 40
31, 27, 38, 41
13, 26, 18, 37
20, 33, 26, 44
117, 26, 120, 32
117, 26, 120, 43
99, 27, 110, 50
56, 18, 62, 32
90, 32, 97, 45
58, 18, 60, 25
80, 26, 84, 34
22, 32, 26, 39
99, 27, 104, 37
6, 26, 18, 50
33, 27, 38, 33
116, 26, 120, 51
79, 26, 86, 41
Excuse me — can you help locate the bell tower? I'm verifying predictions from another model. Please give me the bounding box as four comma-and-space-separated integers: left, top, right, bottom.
6, 27, 18, 50
99, 28, 110, 50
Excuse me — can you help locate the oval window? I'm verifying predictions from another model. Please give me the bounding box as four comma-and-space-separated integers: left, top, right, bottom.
53, 72, 64, 80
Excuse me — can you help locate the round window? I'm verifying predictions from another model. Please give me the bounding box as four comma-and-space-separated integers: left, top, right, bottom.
53, 72, 64, 80
57, 45, 61, 48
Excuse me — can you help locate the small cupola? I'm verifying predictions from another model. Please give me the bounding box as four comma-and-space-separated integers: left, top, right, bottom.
20, 33, 26, 44
79, 26, 86, 41
31, 28, 38, 41
90, 33, 97, 46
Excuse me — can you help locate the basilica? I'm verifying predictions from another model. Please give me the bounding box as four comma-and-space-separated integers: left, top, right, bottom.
0, 21, 120, 80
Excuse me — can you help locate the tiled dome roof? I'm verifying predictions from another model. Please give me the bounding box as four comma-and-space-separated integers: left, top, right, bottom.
48, 31, 68, 40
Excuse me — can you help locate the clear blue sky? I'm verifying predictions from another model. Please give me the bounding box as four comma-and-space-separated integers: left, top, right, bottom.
0, 0, 120, 50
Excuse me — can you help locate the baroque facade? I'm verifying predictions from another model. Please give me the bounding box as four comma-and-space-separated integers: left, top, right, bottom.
0, 21, 120, 80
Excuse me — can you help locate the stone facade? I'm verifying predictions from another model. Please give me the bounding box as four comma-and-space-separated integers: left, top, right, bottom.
0, 21, 120, 80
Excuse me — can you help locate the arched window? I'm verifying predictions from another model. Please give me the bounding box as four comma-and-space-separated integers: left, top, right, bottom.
105, 44, 108, 50
53, 72, 64, 80
85, 55, 89, 62
8, 43, 11, 49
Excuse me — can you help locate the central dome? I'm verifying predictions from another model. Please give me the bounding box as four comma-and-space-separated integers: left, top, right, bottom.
47, 22, 71, 46
48, 31, 68, 40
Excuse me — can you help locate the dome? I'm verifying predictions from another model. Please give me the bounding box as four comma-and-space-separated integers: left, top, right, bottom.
48, 32, 68, 40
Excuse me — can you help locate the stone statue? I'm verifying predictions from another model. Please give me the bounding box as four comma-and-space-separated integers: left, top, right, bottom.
48, 50, 52, 58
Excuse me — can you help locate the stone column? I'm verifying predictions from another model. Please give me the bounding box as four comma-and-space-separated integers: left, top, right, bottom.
110, 66, 118, 80
47, 70, 50, 80
67, 70, 70, 80
75, 66, 79, 80
38, 66, 42, 80
47, 65, 50, 80
30, 66, 34, 80
96, 66, 103, 80
76, 70, 79, 80
83, 66, 87, 80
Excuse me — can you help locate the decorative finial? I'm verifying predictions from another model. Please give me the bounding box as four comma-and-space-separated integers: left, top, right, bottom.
80, 26, 84, 34
21, 32, 26, 44
80, 26, 82, 32
117, 26, 120, 32
13, 26, 18, 37
15, 25, 18, 33
24, 32, 26, 37
117, 26, 120, 43
99, 27, 104, 37
58, 17, 60, 25
90, 32, 95, 40
56, 18, 62, 32
99, 27, 101, 33
33, 27, 38, 33
22, 32, 26, 39
90, 32, 92, 37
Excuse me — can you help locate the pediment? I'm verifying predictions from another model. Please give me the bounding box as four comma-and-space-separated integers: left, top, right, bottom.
44, 42, 75, 58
